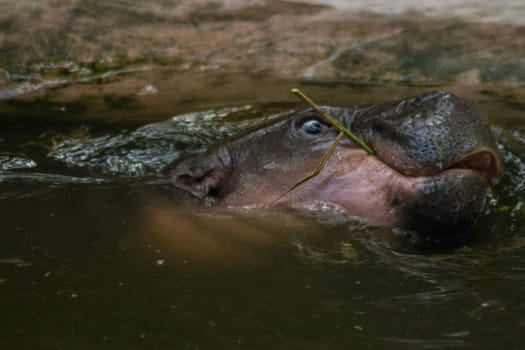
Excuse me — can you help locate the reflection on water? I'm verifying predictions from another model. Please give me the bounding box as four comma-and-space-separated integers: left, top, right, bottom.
1, 83, 525, 349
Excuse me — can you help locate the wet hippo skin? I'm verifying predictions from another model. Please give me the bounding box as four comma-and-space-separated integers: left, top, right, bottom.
164, 91, 501, 243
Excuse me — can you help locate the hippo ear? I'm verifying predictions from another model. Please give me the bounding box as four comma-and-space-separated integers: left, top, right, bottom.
173, 167, 230, 198
165, 147, 232, 198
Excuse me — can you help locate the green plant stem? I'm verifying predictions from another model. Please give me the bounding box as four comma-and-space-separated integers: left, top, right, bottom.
291, 88, 375, 155
276, 131, 344, 202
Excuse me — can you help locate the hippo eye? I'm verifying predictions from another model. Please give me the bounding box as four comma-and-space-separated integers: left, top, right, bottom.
298, 117, 330, 136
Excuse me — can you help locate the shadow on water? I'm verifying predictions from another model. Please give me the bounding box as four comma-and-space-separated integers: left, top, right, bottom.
1, 75, 525, 349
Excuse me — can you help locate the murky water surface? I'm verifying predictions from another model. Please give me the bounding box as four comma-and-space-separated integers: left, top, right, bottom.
1, 74, 525, 349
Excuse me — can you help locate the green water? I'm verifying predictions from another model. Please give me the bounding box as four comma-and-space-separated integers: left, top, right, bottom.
1, 75, 525, 349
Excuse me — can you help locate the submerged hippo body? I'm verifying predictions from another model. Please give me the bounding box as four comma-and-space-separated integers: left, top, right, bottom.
165, 91, 500, 242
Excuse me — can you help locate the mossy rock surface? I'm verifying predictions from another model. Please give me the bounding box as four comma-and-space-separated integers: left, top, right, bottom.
0, 0, 523, 108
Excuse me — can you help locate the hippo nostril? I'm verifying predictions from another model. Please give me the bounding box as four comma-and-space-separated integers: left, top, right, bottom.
448, 148, 501, 185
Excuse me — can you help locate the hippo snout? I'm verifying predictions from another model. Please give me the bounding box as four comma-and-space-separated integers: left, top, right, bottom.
346, 91, 500, 240
350, 91, 500, 182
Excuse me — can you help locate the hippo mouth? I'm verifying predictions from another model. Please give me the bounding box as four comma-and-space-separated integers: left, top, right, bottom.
441, 147, 500, 185
375, 145, 501, 241
356, 139, 501, 187
343, 133, 501, 184
292, 141, 501, 242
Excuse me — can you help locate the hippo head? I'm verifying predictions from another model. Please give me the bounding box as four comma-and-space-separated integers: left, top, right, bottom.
165, 91, 500, 243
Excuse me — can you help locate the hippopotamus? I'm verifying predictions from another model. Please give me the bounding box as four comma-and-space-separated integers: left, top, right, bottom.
164, 91, 500, 242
